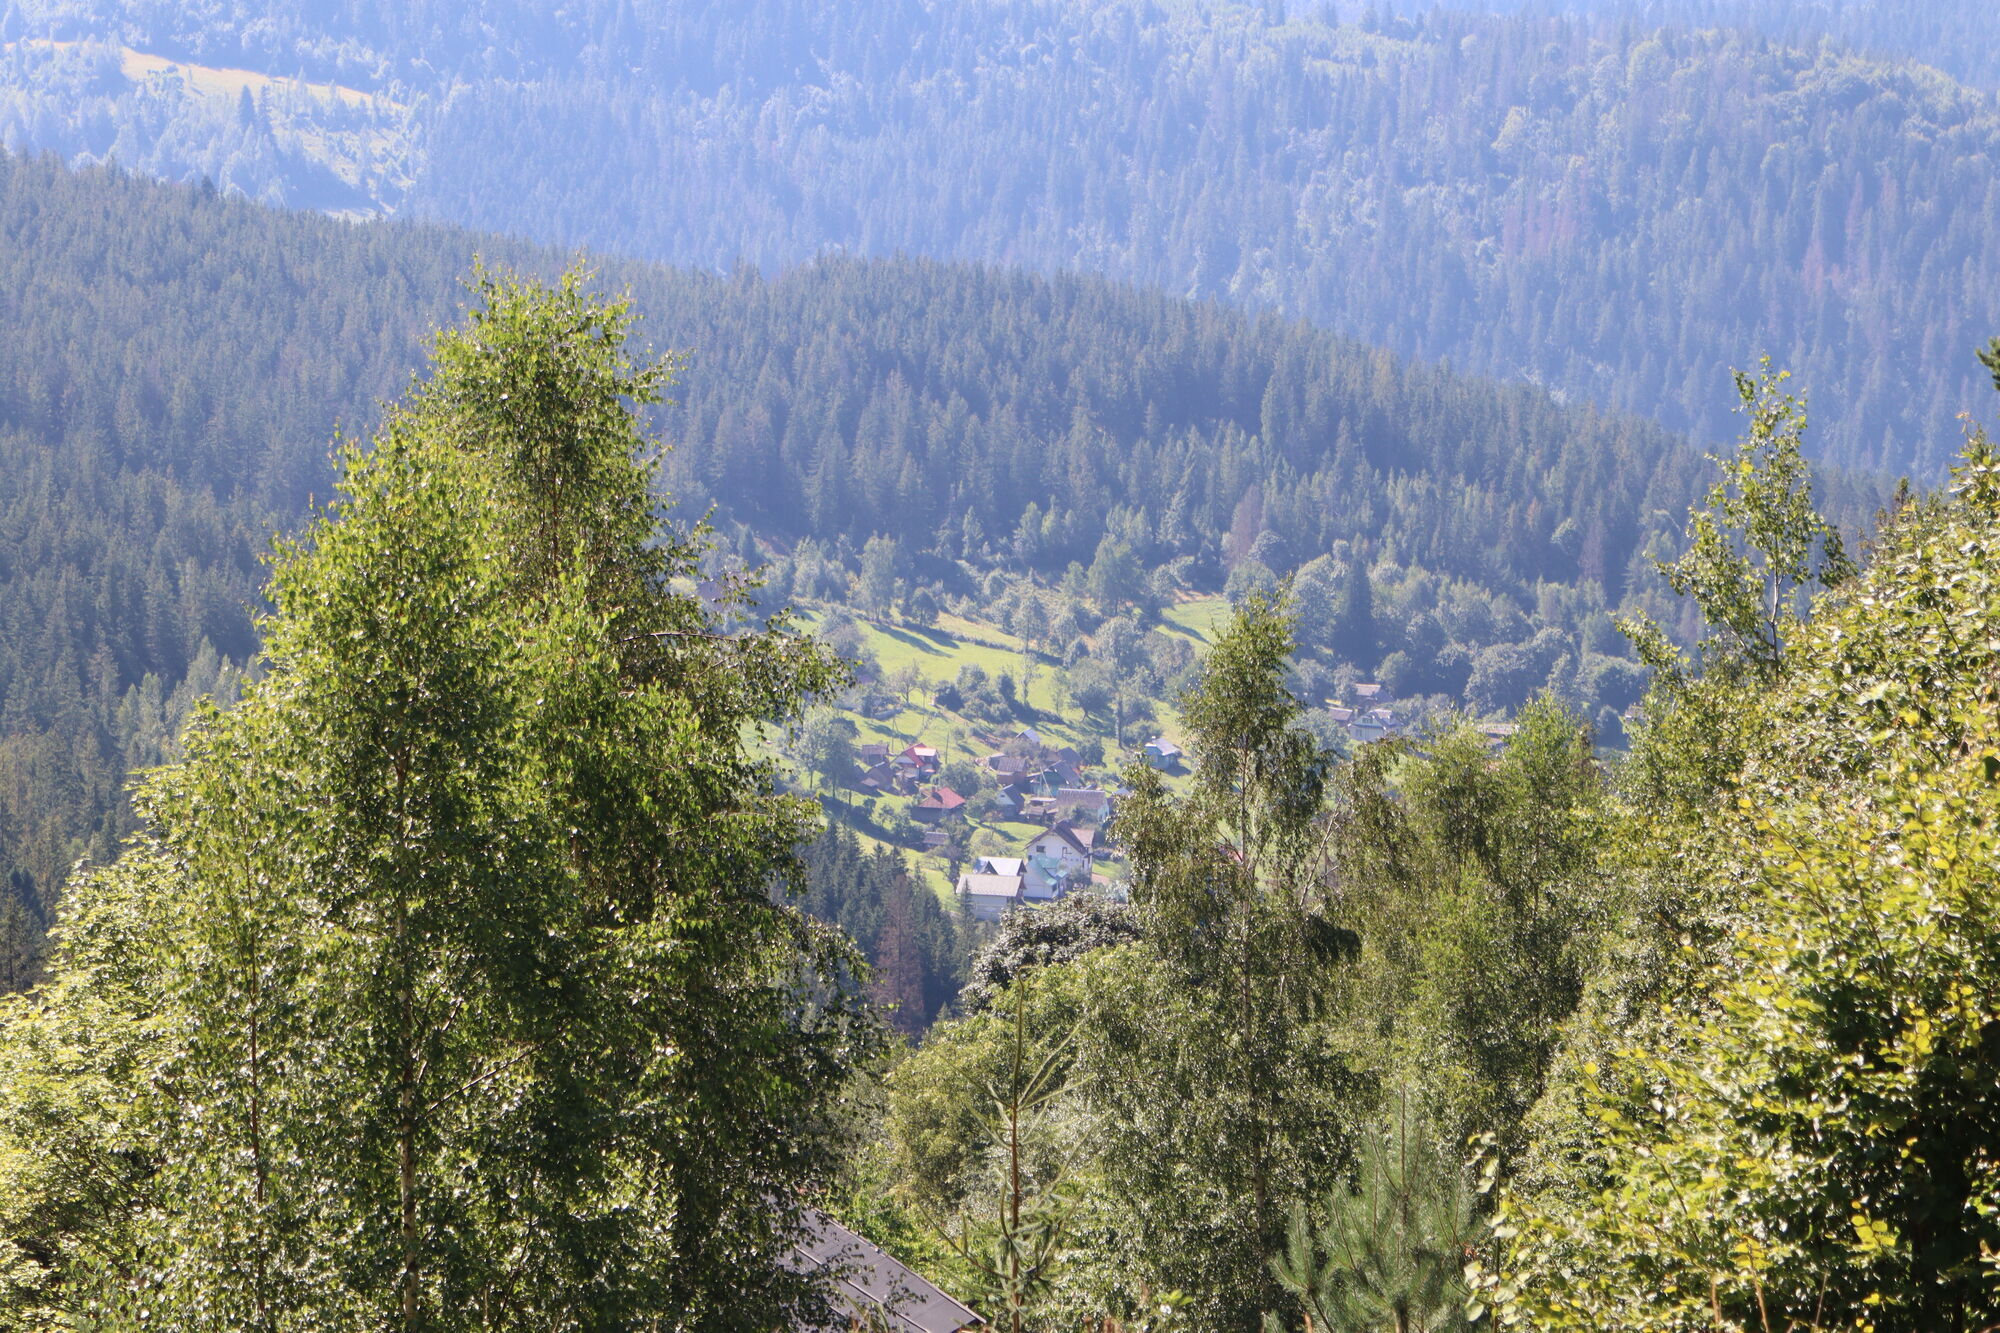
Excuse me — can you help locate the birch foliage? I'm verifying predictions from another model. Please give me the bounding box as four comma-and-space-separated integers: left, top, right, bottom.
0, 269, 866, 1333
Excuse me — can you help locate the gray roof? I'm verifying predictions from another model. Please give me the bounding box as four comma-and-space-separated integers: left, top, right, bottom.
792, 1211, 981, 1332
957, 872, 1025, 899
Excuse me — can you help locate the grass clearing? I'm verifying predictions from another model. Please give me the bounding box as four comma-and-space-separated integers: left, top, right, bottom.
1161, 596, 1231, 644
775, 599, 1218, 877
864, 619, 1034, 684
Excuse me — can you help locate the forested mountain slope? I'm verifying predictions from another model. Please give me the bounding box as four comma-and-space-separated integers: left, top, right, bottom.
0, 1, 1995, 474
1368, 0, 2000, 91
0, 156, 490, 987
0, 150, 1881, 985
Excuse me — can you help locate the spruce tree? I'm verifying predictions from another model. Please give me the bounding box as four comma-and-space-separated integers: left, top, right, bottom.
1333, 558, 1376, 670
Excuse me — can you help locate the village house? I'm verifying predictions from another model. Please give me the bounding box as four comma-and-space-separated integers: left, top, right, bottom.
956, 869, 1025, 922
989, 783, 1028, 819
890, 744, 940, 791
913, 786, 967, 824
983, 753, 1032, 780
1327, 698, 1403, 744
1142, 737, 1182, 770
1023, 820, 1096, 899
1052, 787, 1113, 824
1349, 706, 1402, 743
791, 1211, 980, 1332
1031, 758, 1085, 796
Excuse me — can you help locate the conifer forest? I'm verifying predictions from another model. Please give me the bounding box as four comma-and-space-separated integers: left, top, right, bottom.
0, 2, 1997, 1331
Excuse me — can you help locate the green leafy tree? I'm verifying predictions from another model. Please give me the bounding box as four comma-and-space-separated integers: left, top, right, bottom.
886, 597, 1362, 1329
1476, 435, 2000, 1332
0, 269, 870, 1332
885, 956, 1107, 1308
798, 707, 860, 794
959, 895, 1142, 1013
1086, 536, 1144, 616
859, 534, 902, 617
937, 758, 988, 800
1630, 361, 1853, 681
1618, 362, 1854, 814
1331, 700, 1610, 1159
1290, 556, 1341, 655
1097, 592, 1356, 1328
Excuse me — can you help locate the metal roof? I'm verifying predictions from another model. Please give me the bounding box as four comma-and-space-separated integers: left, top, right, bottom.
957, 872, 1025, 898
792, 1211, 982, 1333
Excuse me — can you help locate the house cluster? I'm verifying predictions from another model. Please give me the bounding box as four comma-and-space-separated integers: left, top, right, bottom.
1327, 686, 1528, 754
851, 726, 1123, 861
975, 728, 1108, 822
1326, 682, 1404, 743
954, 820, 1106, 922
856, 741, 940, 797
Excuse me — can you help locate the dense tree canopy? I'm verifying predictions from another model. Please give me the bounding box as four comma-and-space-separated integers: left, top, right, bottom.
1475, 426, 2000, 1331
0, 270, 870, 1331
0, 150, 1822, 986
1, 1, 1994, 475
1, 8, 1997, 1332
1372, 0, 2000, 90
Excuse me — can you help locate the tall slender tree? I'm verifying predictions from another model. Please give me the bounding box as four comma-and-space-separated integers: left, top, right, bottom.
1100, 592, 1356, 1328
0, 268, 871, 1332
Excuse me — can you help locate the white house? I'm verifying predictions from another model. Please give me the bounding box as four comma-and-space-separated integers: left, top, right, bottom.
1142, 737, 1182, 769
1023, 821, 1096, 899
1349, 707, 1402, 743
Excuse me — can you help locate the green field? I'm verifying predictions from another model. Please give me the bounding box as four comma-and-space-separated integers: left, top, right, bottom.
804, 609, 1109, 753
777, 599, 1215, 888
1161, 596, 1231, 644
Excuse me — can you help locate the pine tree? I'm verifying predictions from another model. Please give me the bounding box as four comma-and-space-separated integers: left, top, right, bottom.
1263, 1101, 1475, 1333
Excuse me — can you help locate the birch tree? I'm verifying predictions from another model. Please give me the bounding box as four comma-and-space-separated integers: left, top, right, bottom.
0, 269, 869, 1332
